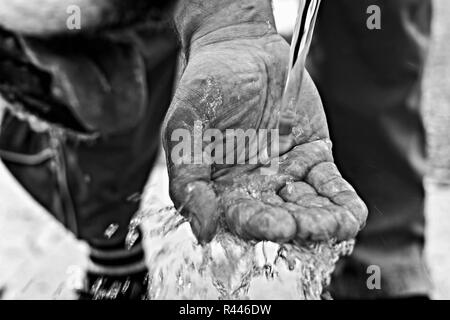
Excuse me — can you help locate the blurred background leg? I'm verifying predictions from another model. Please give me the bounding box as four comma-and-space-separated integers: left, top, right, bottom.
308, 0, 433, 298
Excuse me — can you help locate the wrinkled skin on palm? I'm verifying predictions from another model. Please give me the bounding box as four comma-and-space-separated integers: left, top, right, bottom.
162, 24, 368, 244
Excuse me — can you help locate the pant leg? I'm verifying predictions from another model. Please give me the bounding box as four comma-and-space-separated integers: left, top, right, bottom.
308, 0, 432, 298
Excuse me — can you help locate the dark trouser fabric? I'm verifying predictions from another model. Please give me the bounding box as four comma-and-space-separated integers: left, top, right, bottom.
0, 32, 179, 251
308, 0, 432, 298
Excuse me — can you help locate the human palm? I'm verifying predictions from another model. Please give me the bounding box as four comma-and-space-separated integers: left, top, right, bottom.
163, 30, 367, 244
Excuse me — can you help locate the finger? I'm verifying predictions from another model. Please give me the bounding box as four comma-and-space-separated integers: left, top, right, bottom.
278, 181, 317, 203
279, 180, 359, 241
279, 182, 338, 208
331, 205, 360, 241
290, 204, 359, 242
282, 203, 337, 242
260, 191, 285, 206
279, 139, 333, 179
306, 162, 368, 231
222, 189, 296, 243
279, 185, 337, 241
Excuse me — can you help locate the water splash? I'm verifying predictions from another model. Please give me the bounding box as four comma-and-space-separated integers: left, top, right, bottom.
128, 203, 354, 300
104, 223, 119, 239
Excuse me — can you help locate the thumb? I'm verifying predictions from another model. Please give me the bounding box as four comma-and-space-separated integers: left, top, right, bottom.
168, 165, 220, 244
163, 102, 220, 244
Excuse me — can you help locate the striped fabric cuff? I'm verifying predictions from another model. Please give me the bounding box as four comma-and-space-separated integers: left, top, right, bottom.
88, 235, 147, 276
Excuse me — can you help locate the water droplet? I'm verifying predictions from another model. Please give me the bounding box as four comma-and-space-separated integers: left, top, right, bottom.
127, 193, 142, 203
104, 223, 119, 239
91, 278, 104, 297
125, 230, 139, 250
65, 265, 84, 291
121, 280, 131, 294
292, 126, 304, 139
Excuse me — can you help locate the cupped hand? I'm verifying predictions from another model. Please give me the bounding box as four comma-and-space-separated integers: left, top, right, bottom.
162, 26, 367, 244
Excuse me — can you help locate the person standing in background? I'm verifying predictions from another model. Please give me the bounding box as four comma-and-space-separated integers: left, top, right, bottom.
308, 0, 433, 299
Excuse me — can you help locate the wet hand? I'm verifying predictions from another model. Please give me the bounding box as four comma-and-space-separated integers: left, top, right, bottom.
163, 1, 367, 244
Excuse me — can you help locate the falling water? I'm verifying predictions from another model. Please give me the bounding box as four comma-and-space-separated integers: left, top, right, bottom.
126, 201, 355, 300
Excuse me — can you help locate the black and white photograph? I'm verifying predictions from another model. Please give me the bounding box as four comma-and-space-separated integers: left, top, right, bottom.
0, 0, 449, 306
